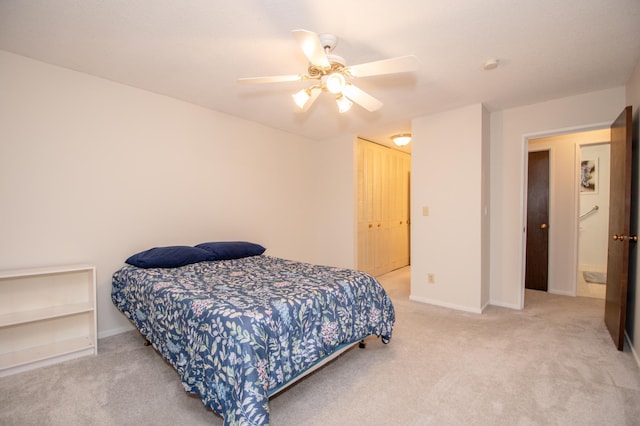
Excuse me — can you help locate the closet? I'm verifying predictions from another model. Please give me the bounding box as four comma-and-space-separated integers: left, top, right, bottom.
357, 138, 411, 276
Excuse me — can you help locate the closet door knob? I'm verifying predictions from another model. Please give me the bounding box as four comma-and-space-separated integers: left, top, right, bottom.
540, 223, 547, 229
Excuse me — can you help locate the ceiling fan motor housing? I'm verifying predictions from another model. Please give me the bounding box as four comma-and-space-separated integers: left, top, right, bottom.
318, 33, 338, 52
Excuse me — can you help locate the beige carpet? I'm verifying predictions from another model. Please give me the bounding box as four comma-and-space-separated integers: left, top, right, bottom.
1, 267, 639, 425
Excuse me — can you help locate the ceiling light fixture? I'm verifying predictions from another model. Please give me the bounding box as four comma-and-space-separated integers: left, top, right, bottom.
292, 86, 321, 111
391, 133, 412, 146
325, 72, 346, 94
483, 59, 499, 70
292, 88, 311, 109
239, 30, 419, 115
336, 95, 353, 113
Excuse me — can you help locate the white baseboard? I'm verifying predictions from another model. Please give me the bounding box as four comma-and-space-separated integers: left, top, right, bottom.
549, 289, 574, 296
489, 299, 521, 310
409, 295, 483, 314
98, 324, 134, 340
625, 331, 640, 369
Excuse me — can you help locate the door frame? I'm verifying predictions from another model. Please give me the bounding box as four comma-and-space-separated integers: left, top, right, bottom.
520, 123, 611, 308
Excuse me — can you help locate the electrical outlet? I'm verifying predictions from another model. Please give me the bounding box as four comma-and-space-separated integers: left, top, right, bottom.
427, 273, 435, 284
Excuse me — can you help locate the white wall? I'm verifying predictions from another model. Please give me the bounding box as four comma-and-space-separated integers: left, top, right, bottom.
410, 104, 487, 313
309, 134, 358, 268
489, 88, 626, 309
0, 51, 332, 337
625, 59, 640, 362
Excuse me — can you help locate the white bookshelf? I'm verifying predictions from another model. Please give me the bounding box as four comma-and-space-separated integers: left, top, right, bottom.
0, 264, 97, 377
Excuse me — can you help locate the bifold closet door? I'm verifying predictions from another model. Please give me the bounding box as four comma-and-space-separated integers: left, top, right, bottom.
357, 139, 410, 276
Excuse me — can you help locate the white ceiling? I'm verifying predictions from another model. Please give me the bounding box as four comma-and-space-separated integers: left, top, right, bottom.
1, 0, 640, 150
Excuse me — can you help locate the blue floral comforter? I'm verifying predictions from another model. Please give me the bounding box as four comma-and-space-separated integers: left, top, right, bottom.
111, 255, 395, 425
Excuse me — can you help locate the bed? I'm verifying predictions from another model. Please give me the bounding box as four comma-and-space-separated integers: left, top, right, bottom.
111, 242, 395, 425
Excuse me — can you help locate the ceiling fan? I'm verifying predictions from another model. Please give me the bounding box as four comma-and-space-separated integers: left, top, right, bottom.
237, 30, 418, 113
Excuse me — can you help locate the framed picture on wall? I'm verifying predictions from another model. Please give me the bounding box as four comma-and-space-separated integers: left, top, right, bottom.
580, 158, 598, 194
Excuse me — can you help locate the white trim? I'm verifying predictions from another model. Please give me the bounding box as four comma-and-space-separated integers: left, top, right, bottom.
409, 295, 483, 314
489, 299, 522, 310
0, 348, 95, 378
625, 331, 640, 369
548, 289, 573, 297
519, 135, 528, 310
521, 122, 612, 140
568, 145, 579, 296
98, 325, 134, 340
572, 142, 582, 296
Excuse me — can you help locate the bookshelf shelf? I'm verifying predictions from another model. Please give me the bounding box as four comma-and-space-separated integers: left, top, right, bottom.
0, 265, 97, 377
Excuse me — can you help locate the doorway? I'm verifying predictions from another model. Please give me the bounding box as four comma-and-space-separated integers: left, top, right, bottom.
356, 138, 411, 276
525, 129, 610, 297
577, 143, 611, 299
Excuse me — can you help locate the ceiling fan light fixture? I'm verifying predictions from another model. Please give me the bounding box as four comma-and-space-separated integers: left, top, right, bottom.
391, 133, 412, 146
292, 88, 311, 109
336, 95, 352, 113
240, 30, 418, 115
325, 72, 346, 94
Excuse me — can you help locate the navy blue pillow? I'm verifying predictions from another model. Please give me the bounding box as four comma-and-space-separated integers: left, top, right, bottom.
195, 241, 266, 260
126, 246, 215, 268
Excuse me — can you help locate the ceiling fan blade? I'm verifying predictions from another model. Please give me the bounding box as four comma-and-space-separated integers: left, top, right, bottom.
292, 29, 330, 69
342, 84, 384, 112
237, 74, 304, 84
347, 55, 418, 78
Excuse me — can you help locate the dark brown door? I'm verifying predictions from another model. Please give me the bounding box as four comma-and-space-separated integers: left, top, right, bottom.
525, 150, 550, 291
605, 106, 634, 351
